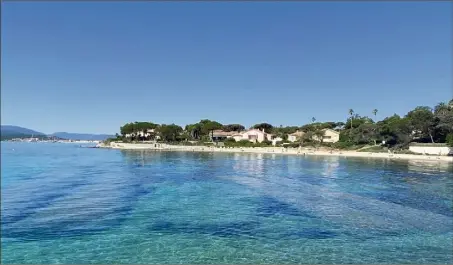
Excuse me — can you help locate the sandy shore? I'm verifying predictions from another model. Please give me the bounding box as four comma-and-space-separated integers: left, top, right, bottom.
98, 142, 453, 163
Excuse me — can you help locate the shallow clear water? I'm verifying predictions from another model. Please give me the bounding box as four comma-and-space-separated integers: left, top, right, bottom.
1, 142, 453, 264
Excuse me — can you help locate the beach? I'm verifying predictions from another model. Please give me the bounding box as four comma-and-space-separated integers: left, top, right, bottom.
98, 142, 453, 163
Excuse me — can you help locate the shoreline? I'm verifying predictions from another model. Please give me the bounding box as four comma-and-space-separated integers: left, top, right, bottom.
98, 142, 453, 163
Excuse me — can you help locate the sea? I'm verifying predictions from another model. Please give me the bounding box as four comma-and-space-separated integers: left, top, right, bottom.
1, 142, 452, 264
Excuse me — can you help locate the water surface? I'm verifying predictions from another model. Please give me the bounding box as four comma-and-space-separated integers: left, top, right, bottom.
1, 142, 452, 264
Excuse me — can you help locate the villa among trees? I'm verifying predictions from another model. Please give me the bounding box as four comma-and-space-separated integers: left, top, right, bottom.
112, 99, 453, 149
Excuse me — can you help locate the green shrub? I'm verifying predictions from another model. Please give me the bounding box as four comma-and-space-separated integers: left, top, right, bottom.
332, 141, 355, 149
300, 141, 316, 147
237, 140, 253, 146
104, 136, 124, 144
225, 139, 253, 147
224, 139, 276, 148
446, 133, 453, 147
285, 143, 300, 148
256, 140, 272, 147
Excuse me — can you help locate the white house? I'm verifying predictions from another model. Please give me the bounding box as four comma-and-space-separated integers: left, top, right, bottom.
241, 129, 266, 143
210, 130, 237, 142
287, 129, 340, 143
240, 129, 273, 143
125, 129, 160, 140
271, 137, 283, 146
207, 128, 277, 144
232, 133, 245, 142
313, 129, 340, 143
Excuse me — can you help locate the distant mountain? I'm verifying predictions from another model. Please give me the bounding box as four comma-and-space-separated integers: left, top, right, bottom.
1, 125, 45, 136
1, 125, 114, 141
50, 132, 114, 141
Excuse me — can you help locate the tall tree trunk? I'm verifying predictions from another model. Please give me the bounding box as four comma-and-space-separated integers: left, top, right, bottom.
349, 116, 353, 140
429, 132, 434, 143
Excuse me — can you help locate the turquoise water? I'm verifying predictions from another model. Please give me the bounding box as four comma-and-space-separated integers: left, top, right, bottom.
1, 142, 453, 264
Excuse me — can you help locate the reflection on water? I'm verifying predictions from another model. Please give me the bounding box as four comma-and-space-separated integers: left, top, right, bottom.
407, 159, 453, 174
1, 143, 452, 264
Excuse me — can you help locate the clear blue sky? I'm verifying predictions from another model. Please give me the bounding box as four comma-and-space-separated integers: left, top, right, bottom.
2, 2, 451, 134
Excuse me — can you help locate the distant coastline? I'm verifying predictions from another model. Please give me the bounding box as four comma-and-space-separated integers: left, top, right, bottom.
3, 138, 101, 144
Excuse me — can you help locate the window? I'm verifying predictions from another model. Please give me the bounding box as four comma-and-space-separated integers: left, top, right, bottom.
323, 136, 331, 139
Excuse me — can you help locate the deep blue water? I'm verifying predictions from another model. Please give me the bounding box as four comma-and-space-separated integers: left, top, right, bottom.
1, 142, 453, 264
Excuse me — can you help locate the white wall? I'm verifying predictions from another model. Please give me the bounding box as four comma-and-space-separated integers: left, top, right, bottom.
322, 130, 340, 143
409, 146, 452, 155
232, 135, 243, 142
242, 130, 266, 143
271, 137, 283, 146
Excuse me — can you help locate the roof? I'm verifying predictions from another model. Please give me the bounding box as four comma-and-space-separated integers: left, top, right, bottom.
322, 128, 340, 135
212, 130, 239, 137
289, 131, 305, 137
244, 129, 267, 134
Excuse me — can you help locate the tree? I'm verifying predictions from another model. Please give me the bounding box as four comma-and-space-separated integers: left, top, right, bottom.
406, 106, 436, 143
372, 109, 378, 145
252, 123, 273, 133
313, 129, 325, 145
301, 131, 314, 145
377, 114, 412, 148
119, 122, 158, 141
446, 133, 453, 147
158, 124, 183, 142
186, 123, 202, 140
201, 120, 223, 140
353, 123, 375, 145
348, 109, 355, 130
344, 115, 373, 130
223, 124, 245, 132
187, 120, 223, 140
323, 122, 337, 129
434, 101, 453, 138
116, 98, 453, 149
434, 102, 448, 114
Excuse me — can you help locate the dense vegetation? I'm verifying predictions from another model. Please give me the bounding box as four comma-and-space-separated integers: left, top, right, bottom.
112, 99, 453, 150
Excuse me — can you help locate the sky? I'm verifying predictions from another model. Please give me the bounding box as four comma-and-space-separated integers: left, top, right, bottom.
1, 2, 452, 134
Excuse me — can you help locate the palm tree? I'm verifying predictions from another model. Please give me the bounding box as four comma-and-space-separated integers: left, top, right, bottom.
348, 109, 354, 130
372, 109, 378, 145
434, 102, 448, 115
372, 109, 378, 119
